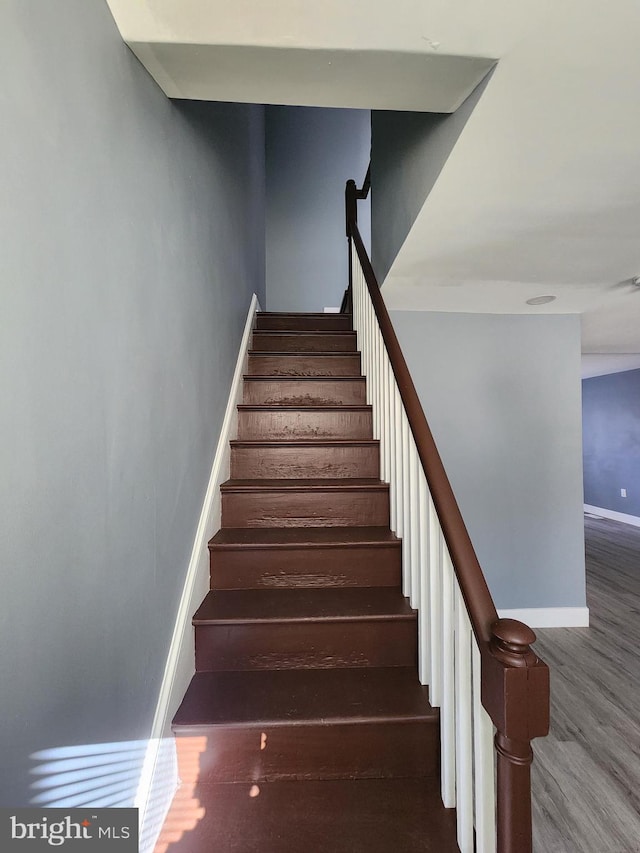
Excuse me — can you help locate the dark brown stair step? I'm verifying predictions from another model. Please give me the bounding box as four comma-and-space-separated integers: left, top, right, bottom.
157, 778, 458, 853
221, 478, 390, 528
172, 668, 439, 782
193, 588, 416, 671
194, 587, 414, 623
243, 376, 366, 406
237, 405, 373, 440
256, 312, 351, 331
253, 331, 357, 353
210, 526, 401, 550
247, 352, 360, 377
230, 439, 379, 479
174, 667, 434, 727
208, 526, 401, 589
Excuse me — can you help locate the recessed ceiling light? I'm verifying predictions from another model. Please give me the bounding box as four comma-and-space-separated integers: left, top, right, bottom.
526, 295, 556, 306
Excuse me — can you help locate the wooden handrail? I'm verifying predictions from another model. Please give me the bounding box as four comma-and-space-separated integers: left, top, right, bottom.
345, 177, 549, 853
357, 163, 371, 199
350, 220, 498, 643
341, 165, 370, 313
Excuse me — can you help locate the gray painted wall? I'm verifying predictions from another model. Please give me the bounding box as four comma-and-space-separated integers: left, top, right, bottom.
582, 369, 640, 518
0, 0, 265, 807
266, 105, 370, 312
390, 311, 586, 609
371, 72, 492, 283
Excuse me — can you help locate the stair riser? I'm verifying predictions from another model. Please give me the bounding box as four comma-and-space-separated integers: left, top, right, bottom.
253, 333, 357, 352
256, 314, 351, 331
248, 354, 360, 377
222, 490, 390, 528
243, 378, 366, 406
175, 720, 439, 782
209, 545, 402, 589
230, 445, 379, 479
195, 619, 417, 671
237, 410, 372, 440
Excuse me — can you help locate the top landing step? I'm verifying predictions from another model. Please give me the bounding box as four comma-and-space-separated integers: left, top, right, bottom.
257, 312, 352, 332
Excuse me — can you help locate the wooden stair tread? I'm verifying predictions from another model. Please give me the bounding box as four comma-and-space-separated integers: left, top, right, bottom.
258, 312, 350, 318
252, 332, 357, 353
254, 329, 356, 336
249, 350, 361, 357
247, 353, 360, 378
237, 404, 372, 412
209, 526, 400, 549
244, 375, 364, 381
157, 778, 458, 853
255, 314, 352, 331
173, 667, 435, 729
230, 438, 379, 447
221, 478, 387, 491
241, 377, 368, 407
193, 588, 414, 624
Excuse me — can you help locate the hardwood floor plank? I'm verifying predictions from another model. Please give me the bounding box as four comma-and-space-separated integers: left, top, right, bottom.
533, 737, 640, 853
532, 515, 640, 852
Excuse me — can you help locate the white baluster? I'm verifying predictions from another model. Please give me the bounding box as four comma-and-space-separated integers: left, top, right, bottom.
473, 642, 497, 852
393, 383, 404, 545
428, 498, 442, 706
418, 474, 431, 685
371, 309, 378, 439
384, 352, 392, 484
369, 300, 375, 395
441, 546, 456, 808
400, 409, 410, 597
364, 294, 371, 394
378, 330, 386, 475
352, 249, 357, 318
353, 252, 361, 349
387, 360, 397, 530
374, 323, 381, 446
368, 301, 375, 429
357, 266, 364, 356
455, 585, 474, 851
350, 250, 356, 337
409, 439, 420, 609
361, 274, 367, 375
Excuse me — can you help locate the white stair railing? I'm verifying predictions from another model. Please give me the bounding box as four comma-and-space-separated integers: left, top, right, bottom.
352, 247, 496, 852
345, 178, 549, 853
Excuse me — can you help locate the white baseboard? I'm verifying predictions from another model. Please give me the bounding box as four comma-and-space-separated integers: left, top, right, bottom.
584, 504, 640, 528
135, 294, 261, 853
498, 607, 590, 628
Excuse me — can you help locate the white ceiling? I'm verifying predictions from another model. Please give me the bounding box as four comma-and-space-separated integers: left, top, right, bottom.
105, 0, 549, 112
582, 354, 640, 380
106, 0, 550, 57
126, 43, 494, 113
105, 0, 640, 359
382, 0, 640, 356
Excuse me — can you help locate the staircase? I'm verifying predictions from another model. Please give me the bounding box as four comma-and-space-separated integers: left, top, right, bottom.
158, 311, 459, 853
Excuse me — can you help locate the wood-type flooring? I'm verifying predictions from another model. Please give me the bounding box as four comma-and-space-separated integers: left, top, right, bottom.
532, 514, 640, 853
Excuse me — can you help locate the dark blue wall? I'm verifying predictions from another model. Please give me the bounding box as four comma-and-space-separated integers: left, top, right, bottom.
582, 369, 640, 517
